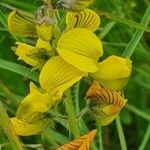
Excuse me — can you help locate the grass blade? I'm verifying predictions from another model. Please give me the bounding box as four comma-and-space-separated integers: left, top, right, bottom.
0, 59, 39, 82
122, 6, 150, 57
126, 104, 150, 121
0, 102, 23, 150
139, 123, 150, 150
97, 10, 150, 33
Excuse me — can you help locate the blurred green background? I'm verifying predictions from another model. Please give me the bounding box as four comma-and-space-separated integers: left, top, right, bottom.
0, 0, 150, 149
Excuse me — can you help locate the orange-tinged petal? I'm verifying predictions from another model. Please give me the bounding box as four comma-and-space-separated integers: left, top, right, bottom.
86, 81, 127, 126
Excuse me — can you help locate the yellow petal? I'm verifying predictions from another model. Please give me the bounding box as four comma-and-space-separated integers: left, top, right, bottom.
15, 42, 38, 66
98, 114, 119, 126
36, 23, 53, 41
11, 117, 44, 136
8, 11, 37, 37
39, 56, 86, 100
57, 28, 103, 72
90, 55, 132, 90
36, 38, 51, 51
16, 82, 54, 124
66, 9, 100, 32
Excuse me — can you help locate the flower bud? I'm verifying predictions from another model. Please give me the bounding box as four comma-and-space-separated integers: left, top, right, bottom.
86, 81, 127, 126
16, 82, 54, 124
90, 55, 132, 90
35, 5, 57, 41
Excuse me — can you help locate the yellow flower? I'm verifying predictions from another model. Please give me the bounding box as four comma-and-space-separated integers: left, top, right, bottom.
11, 117, 44, 136
57, 28, 103, 72
90, 55, 132, 90
66, 9, 100, 32
39, 56, 86, 100
16, 82, 54, 124
8, 10, 56, 41
15, 38, 51, 67
57, 0, 95, 11
86, 81, 127, 126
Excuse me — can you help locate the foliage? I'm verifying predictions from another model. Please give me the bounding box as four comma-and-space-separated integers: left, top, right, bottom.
0, 0, 150, 150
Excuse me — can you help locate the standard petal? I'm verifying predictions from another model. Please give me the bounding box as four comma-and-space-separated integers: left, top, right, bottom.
66, 9, 100, 32
8, 11, 37, 37
15, 42, 38, 66
11, 117, 44, 136
39, 56, 86, 100
57, 28, 103, 72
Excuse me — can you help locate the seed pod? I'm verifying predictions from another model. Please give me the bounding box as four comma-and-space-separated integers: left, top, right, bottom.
86, 81, 127, 126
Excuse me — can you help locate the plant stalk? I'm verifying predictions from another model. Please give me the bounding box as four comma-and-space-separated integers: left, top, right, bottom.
96, 121, 104, 150
65, 90, 80, 139
139, 122, 150, 150
116, 116, 127, 150
0, 102, 23, 150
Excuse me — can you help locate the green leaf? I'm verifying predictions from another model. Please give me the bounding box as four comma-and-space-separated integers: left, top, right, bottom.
0, 58, 39, 82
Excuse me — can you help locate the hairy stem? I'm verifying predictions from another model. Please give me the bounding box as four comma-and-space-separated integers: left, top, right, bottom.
65, 90, 80, 139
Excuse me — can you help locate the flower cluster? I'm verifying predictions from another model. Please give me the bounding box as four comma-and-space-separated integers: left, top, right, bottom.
8, 0, 132, 136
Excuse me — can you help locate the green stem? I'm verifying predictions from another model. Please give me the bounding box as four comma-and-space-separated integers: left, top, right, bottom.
73, 82, 80, 115
139, 122, 150, 150
116, 116, 127, 150
96, 121, 104, 150
0, 59, 39, 82
122, 5, 150, 57
65, 90, 80, 139
99, 21, 116, 39
126, 104, 150, 121
77, 107, 89, 120
0, 102, 23, 150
